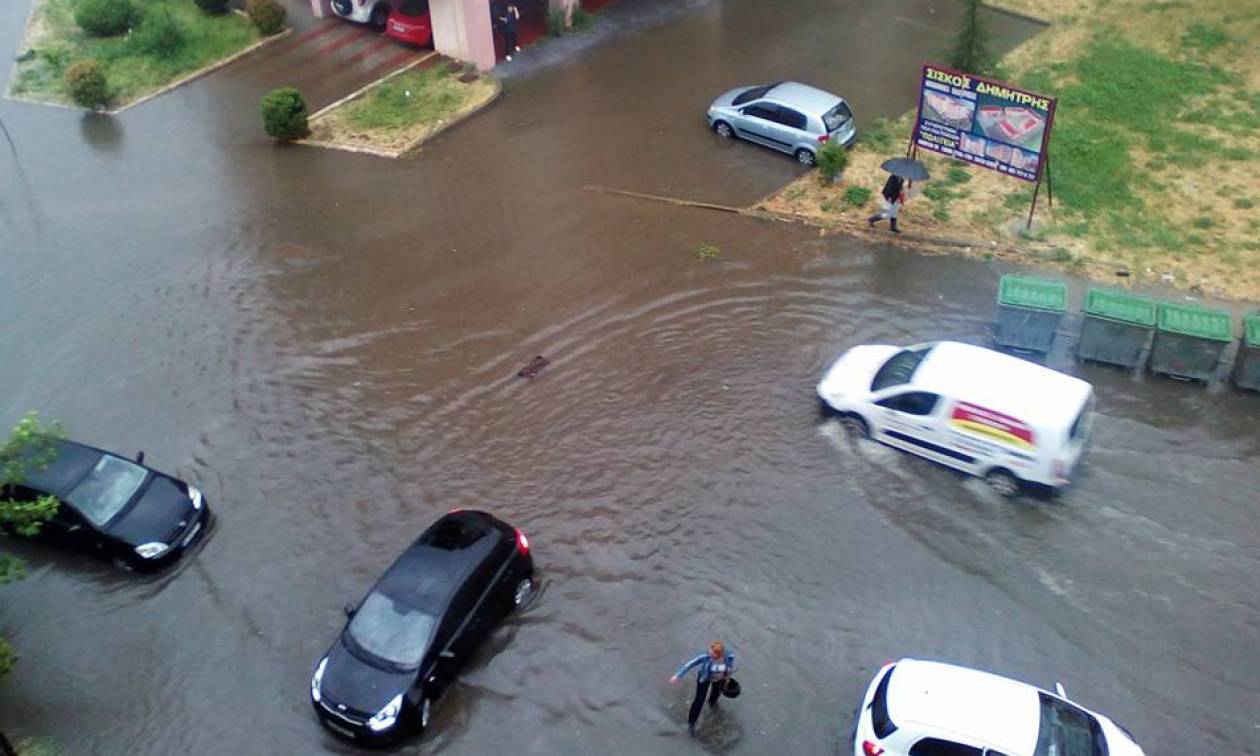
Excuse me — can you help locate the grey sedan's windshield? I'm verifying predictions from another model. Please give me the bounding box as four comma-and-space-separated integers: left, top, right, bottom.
65, 455, 148, 527
733, 84, 775, 106
347, 591, 437, 669
1034, 693, 1107, 756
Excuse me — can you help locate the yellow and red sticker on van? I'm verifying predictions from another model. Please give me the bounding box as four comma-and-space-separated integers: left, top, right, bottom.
950, 401, 1036, 450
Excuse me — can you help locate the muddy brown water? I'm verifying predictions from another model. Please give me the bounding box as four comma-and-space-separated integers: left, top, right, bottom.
2, 0, 1258, 753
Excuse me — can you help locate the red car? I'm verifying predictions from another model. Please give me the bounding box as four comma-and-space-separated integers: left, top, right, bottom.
385, 0, 432, 46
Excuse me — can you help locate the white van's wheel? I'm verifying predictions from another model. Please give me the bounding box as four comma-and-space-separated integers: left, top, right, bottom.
985, 469, 1020, 497
840, 414, 869, 439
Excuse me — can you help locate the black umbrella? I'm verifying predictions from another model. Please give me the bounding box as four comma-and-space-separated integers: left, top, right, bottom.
880, 157, 930, 181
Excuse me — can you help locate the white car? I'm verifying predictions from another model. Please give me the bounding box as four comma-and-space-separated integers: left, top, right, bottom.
330, 0, 396, 29
852, 659, 1145, 756
816, 341, 1094, 496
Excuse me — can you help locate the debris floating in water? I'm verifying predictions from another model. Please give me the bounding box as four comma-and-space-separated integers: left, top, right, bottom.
517, 355, 550, 379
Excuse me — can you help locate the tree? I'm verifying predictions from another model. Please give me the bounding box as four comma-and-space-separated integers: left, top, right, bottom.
0, 413, 62, 681
948, 0, 996, 76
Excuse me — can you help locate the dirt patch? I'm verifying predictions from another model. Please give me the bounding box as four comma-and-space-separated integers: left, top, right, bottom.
759, 0, 1260, 303
305, 64, 500, 158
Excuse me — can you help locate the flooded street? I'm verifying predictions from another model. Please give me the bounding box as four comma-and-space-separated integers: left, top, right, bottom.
3, 0, 1259, 753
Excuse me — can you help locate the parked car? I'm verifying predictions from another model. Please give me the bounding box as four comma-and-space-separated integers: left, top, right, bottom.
311, 509, 535, 744
706, 81, 857, 167
852, 658, 1145, 756
385, 0, 432, 46
331, 0, 395, 30
0, 439, 209, 570
816, 341, 1094, 496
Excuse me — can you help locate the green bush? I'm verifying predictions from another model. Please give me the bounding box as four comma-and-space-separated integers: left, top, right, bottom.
130, 8, 186, 58
546, 8, 566, 36
571, 7, 593, 30
64, 60, 109, 109
815, 141, 849, 184
259, 87, 309, 141
194, 0, 232, 13
74, 0, 135, 36
843, 185, 873, 208
247, 0, 286, 35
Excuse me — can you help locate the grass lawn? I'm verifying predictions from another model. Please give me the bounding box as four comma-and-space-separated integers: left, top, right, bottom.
307, 64, 499, 156
763, 0, 1260, 301
8, 0, 263, 109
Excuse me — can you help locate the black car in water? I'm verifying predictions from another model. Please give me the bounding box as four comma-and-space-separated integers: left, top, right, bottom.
1, 439, 209, 570
311, 509, 535, 744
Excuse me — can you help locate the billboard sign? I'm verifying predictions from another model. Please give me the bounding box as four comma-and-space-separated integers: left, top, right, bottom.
913, 65, 1056, 182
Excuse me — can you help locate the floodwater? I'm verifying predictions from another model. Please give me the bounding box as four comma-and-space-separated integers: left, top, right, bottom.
2, 0, 1258, 754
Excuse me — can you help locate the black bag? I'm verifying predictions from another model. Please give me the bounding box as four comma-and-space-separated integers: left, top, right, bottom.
719, 678, 741, 699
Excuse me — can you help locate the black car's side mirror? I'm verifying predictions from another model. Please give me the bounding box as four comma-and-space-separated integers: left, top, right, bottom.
135, 451, 146, 465
343, 603, 357, 618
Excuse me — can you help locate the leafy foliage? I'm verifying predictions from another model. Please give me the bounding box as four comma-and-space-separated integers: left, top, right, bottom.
259, 87, 309, 140
194, 0, 231, 13
246, 0, 286, 36
815, 141, 849, 184
843, 185, 873, 208
74, 0, 136, 37
129, 7, 186, 59
64, 59, 109, 109
947, 0, 995, 75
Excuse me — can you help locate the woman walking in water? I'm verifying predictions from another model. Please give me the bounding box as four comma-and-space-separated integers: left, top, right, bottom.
669, 641, 737, 736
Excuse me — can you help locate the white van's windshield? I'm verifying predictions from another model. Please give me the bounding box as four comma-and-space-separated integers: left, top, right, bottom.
871, 346, 932, 392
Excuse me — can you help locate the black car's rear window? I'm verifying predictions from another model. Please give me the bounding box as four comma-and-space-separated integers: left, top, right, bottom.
733, 83, 777, 106
871, 346, 932, 392
823, 102, 853, 132
871, 664, 897, 738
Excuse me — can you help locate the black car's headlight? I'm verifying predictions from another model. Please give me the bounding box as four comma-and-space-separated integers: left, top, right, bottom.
311, 658, 327, 703
135, 542, 171, 559
367, 694, 402, 732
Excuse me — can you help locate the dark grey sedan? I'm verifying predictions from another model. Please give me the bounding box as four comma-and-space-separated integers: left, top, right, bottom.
706, 81, 857, 166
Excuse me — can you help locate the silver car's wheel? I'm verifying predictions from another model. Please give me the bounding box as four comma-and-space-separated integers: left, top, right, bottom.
513, 577, 534, 608
985, 469, 1020, 497
796, 148, 816, 167
714, 121, 733, 139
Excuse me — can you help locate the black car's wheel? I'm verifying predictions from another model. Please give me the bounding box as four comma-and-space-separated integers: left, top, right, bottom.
713, 121, 733, 139
796, 148, 816, 167
840, 413, 869, 439
984, 468, 1021, 498
369, 3, 389, 30
513, 576, 534, 609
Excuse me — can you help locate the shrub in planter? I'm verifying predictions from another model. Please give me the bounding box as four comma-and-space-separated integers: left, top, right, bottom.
74, 0, 135, 37
816, 140, 849, 184
247, 0, 287, 35
65, 60, 109, 109
130, 9, 186, 58
259, 87, 309, 141
194, 0, 231, 13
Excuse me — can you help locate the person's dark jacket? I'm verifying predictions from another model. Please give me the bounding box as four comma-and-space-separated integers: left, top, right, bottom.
881, 175, 905, 203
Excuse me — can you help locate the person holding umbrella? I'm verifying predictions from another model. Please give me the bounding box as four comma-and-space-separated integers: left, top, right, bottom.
869, 157, 930, 234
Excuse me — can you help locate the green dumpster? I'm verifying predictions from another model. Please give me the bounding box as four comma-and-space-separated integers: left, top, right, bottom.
994, 275, 1067, 353
1076, 288, 1156, 369
1149, 303, 1232, 381
1231, 314, 1260, 391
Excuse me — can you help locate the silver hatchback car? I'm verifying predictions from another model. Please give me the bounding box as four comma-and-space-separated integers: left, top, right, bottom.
706, 81, 857, 166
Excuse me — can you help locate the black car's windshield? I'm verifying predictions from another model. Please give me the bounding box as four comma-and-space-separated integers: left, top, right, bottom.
1033, 693, 1108, 756
347, 590, 437, 669
871, 345, 933, 392
733, 84, 776, 106
65, 455, 147, 527
823, 102, 853, 131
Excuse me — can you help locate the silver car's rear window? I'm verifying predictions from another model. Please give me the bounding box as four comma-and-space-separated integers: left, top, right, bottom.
823, 102, 853, 132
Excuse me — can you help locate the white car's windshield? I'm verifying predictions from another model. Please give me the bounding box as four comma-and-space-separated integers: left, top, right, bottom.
871, 345, 933, 392
65, 455, 147, 527
347, 591, 436, 669
1034, 693, 1107, 756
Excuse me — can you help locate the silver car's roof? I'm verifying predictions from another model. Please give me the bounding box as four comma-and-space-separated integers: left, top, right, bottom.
764, 81, 843, 114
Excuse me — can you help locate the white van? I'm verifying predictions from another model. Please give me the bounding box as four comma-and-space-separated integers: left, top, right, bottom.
816, 341, 1094, 495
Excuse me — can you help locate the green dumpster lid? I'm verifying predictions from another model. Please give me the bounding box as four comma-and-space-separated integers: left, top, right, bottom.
1156, 302, 1232, 342
998, 274, 1067, 312
1083, 288, 1156, 326
1245, 314, 1260, 348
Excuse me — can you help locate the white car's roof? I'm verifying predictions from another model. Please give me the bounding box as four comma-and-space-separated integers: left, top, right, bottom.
889, 659, 1041, 753
912, 342, 1092, 427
